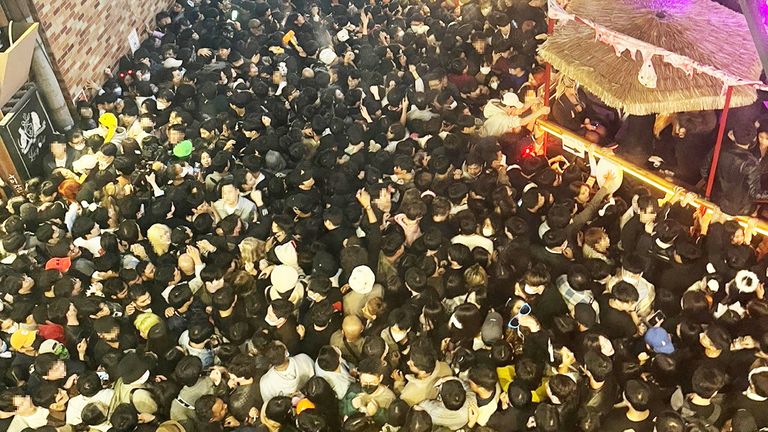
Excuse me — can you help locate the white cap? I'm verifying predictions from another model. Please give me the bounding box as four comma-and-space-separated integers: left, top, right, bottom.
163, 58, 183, 69
271, 265, 299, 293
501, 92, 524, 108
319, 47, 337, 65
274, 242, 298, 268
348, 265, 375, 294
336, 29, 350, 42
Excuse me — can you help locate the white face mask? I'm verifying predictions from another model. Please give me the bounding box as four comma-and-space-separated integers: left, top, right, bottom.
524, 284, 543, 295
391, 328, 408, 342
480, 66, 491, 75
490, 81, 499, 90
482, 227, 494, 237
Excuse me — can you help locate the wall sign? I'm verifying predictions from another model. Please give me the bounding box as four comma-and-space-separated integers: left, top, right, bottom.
0, 84, 54, 180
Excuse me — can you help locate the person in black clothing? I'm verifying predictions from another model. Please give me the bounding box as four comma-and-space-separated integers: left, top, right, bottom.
701, 122, 768, 215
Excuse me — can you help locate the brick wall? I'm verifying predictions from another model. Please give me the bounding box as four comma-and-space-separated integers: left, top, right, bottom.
30, 0, 174, 101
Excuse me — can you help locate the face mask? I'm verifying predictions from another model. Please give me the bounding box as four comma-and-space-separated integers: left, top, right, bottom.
480, 66, 491, 75
482, 227, 494, 237
490, 81, 499, 90
265, 315, 285, 327
391, 329, 407, 343
362, 384, 378, 394
523, 284, 542, 295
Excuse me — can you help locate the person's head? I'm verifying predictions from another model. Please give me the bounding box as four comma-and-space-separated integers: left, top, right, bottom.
611, 281, 639, 311
468, 365, 498, 394
440, 379, 466, 411
699, 324, 731, 353
34, 353, 67, 381
31, 381, 69, 412
691, 365, 725, 399
733, 121, 757, 148
623, 379, 651, 411
584, 351, 613, 383
584, 227, 609, 253
264, 341, 290, 368
654, 411, 686, 432
358, 357, 385, 393
195, 394, 228, 423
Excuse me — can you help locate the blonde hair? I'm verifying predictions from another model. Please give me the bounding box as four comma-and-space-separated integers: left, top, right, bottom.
239, 237, 266, 264
464, 264, 488, 290
147, 224, 172, 256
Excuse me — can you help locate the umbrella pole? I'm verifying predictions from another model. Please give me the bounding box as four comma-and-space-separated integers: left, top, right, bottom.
542, 18, 554, 156
705, 85, 734, 199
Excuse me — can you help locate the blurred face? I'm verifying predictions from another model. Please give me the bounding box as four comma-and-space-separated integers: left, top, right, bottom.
221, 184, 239, 204
14, 395, 34, 412
169, 129, 185, 145
46, 361, 67, 380
732, 228, 745, 245
51, 142, 67, 158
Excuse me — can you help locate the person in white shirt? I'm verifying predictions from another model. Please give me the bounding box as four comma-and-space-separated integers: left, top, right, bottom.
65, 372, 114, 426
259, 341, 314, 408
314, 346, 355, 399
481, 92, 549, 137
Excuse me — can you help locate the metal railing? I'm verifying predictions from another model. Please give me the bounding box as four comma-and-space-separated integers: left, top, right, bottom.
537, 119, 768, 236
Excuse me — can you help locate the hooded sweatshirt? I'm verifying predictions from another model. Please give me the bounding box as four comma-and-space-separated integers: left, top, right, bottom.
259, 354, 315, 407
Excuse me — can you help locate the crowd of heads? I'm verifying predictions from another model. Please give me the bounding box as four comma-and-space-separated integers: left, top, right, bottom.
3, 0, 768, 431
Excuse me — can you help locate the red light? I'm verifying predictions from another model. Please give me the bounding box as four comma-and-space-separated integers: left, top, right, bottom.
521, 144, 535, 159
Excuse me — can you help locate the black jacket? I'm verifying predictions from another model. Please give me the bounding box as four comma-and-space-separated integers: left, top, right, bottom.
702, 144, 767, 215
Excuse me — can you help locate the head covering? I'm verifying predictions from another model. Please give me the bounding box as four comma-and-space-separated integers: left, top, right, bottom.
38, 323, 66, 343
348, 265, 375, 294
501, 92, 524, 108
173, 140, 193, 158
319, 48, 337, 65
271, 265, 299, 293
99, 113, 118, 144
45, 257, 71, 273
296, 398, 316, 415
72, 154, 98, 174
163, 58, 183, 69
134, 312, 161, 339
336, 29, 350, 42
274, 242, 298, 268
10, 329, 37, 351
481, 310, 503, 344
732, 270, 759, 294
644, 327, 674, 354
118, 352, 150, 384
39, 339, 69, 359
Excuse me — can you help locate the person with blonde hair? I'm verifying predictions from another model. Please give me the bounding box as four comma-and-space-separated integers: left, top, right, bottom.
147, 224, 172, 258
239, 237, 266, 275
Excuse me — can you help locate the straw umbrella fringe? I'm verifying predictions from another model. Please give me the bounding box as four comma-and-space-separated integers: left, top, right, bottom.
539, 0, 763, 115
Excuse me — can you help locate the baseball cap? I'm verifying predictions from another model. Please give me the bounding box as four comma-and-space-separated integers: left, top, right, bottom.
10, 329, 37, 351
173, 140, 193, 158
644, 327, 674, 354
45, 257, 72, 273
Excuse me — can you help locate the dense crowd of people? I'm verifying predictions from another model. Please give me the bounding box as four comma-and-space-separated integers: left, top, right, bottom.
3, 0, 768, 431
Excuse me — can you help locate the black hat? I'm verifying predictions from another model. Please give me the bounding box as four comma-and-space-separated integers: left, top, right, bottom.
118, 352, 150, 384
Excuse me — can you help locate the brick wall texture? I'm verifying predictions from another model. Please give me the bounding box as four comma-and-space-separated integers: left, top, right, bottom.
30, 0, 174, 100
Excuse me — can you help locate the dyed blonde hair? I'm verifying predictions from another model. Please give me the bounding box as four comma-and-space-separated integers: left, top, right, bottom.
147, 224, 172, 256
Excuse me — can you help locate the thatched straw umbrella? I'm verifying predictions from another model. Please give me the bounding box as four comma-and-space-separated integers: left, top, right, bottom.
539, 0, 762, 115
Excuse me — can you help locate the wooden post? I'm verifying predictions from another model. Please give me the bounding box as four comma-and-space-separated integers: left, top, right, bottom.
705, 85, 734, 199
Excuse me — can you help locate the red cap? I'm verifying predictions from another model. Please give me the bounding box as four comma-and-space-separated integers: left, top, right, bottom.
45, 257, 71, 273
38, 323, 66, 343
